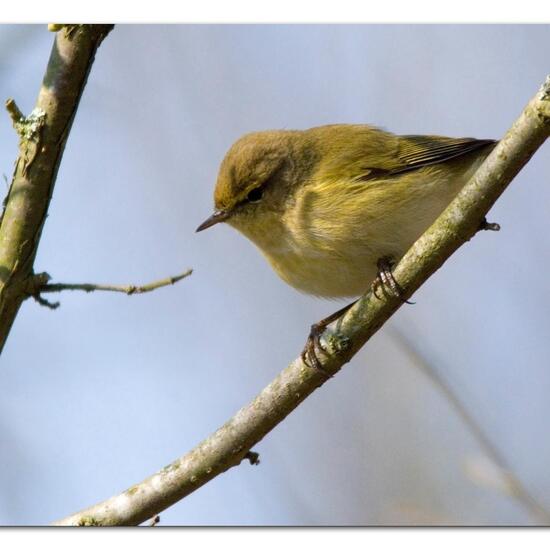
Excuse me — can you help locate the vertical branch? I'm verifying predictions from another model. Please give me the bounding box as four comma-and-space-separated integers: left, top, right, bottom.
0, 24, 113, 354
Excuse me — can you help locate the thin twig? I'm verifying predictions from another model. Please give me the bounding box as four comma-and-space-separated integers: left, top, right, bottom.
53, 77, 550, 526
243, 451, 260, 465
390, 328, 550, 525
38, 269, 193, 296
5, 98, 23, 126
148, 515, 160, 527
32, 294, 60, 310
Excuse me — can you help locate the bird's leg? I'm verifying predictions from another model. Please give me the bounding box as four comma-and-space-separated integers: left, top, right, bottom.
371, 256, 414, 304
478, 217, 501, 232
301, 301, 356, 374
302, 257, 413, 374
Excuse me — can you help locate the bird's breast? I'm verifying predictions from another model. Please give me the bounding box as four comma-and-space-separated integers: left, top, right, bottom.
232, 163, 477, 298
234, 206, 380, 298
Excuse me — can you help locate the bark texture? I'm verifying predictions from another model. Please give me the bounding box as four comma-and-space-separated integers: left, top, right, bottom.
55, 77, 550, 526
0, 25, 113, 353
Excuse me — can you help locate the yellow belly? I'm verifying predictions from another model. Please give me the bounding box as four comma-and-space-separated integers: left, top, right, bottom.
232, 160, 485, 298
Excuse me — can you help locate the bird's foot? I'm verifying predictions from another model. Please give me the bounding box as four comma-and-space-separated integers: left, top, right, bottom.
371, 256, 414, 304
301, 323, 331, 376
301, 302, 355, 376
301, 256, 413, 374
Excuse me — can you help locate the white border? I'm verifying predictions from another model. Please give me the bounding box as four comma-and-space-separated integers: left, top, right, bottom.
0, 528, 548, 548
0, 0, 549, 23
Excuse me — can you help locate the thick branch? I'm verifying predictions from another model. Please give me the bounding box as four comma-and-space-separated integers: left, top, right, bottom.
54, 77, 550, 526
0, 25, 113, 355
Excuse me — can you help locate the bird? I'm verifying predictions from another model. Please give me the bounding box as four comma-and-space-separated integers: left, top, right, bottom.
196, 124, 496, 370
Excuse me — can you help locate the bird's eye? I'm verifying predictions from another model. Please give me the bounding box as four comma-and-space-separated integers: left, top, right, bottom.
246, 187, 263, 203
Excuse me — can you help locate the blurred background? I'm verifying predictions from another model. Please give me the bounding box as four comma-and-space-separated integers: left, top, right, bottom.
0, 24, 549, 526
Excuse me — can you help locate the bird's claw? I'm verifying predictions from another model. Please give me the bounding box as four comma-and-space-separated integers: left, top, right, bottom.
301, 256, 412, 377
300, 302, 356, 376
301, 323, 333, 377
371, 256, 414, 304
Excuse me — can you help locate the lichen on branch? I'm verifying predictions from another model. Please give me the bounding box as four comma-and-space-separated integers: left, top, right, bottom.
0, 24, 113, 354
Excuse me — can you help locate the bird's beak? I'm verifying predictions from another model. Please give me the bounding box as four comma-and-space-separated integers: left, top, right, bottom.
196, 210, 231, 232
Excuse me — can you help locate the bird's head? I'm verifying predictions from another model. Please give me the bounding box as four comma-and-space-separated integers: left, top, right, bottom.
196, 130, 317, 234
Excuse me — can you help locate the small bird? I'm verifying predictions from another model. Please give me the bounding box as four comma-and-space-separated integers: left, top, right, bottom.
197, 124, 496, 369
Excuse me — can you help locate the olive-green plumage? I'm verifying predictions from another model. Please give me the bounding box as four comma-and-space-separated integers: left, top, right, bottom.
198, 124, 495, 298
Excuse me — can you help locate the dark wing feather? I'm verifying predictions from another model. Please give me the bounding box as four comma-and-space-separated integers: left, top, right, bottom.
389, 135, 496, 175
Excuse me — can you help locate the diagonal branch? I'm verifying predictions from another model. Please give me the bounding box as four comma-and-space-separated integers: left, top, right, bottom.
390, 328, 550, 525
0, 24, 113, 355
54, 77, 550, 526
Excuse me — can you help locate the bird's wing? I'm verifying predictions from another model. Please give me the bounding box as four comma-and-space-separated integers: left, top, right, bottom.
389, 135, 496, 175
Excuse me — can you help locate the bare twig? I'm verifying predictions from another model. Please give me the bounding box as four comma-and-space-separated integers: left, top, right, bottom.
0, 24, 113, 356
148, 515, 160, 527
36, 269, 193, 297
390, 328, 550, 525
243, 451, 260, 465
53, 77, 550, 526
5, 98, 23, 126
32, 294, 60, 310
